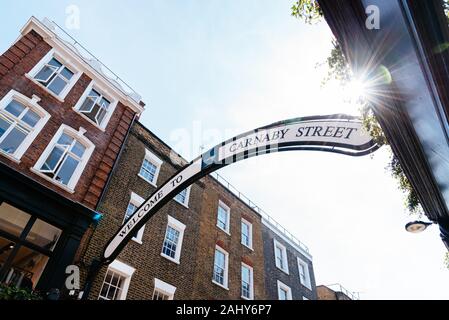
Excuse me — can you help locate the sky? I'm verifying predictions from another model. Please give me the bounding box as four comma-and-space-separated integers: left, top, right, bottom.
2, 0, 448, 299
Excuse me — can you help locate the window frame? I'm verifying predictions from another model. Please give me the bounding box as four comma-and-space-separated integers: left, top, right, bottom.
241, 262, 254, 300
297, 257, 312, 290
212, 245, 229, 290
0, 90, 50, 162
277, 280, 292, 300
123, 192, 146, 244
160, 215, 186, 264
273, 239, 289, 274
152, 278, 176, 300
26, 49, 82, 101
98, 260, 135, 300
174, 186, 191, 208
216, 200, 230, 235
241, 218, 253, 250
31, 124, 95, 193
137, 148, 163, 187
73, 81, 118, 131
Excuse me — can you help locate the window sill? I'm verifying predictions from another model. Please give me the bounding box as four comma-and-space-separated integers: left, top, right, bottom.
241, 295, 253, 301
132, 237, 143, 245
73, 109, 107, 132
0, 151, 21, 164
137, 173, 158, 188
216, 225, 230, 236
275, 265, 289, 275
212, 280, 229, 291
25, 74, 65, 103
174, 198, 189, 209
30, 167, 75, 194
160, 253, 180, 264
242, 243, 254, 251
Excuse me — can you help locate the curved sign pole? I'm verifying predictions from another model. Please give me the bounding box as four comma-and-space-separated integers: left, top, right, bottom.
101, 114, 379, 264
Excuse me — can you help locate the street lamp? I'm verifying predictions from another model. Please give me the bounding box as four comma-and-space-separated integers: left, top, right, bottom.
405, 220, 433, 233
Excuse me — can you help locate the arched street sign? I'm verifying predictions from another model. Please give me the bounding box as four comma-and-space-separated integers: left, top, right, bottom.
102, 114, 379, 263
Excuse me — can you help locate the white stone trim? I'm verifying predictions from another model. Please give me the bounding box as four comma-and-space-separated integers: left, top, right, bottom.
241, 262, 254, 300
277, 280, 292, 300
241, 218, 253, 250
137, 148, 163, 187
274, 239, 289, 275
216, 200, 231, 235
0, 90, 50, 161
212, 245, 229, 290
297, 257, 312, 290
160, 215, 186, 264
153, 278, 176, 300
104, 259, 135, 300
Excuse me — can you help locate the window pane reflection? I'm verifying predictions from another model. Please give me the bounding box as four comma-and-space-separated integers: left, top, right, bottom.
26, 219, 61, 251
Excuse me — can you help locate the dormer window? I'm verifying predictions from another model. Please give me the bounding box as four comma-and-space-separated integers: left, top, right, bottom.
34, 57, 74, 96
74, 82, 117, 130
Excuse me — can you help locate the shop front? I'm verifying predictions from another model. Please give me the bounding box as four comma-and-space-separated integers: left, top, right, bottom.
0, 162, 96, 293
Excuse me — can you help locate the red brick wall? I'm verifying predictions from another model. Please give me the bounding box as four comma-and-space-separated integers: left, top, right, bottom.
192, 176, 267, 300
0, 30, 136, 210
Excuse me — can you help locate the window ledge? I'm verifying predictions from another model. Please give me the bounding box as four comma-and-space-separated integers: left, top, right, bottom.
276, 265, 289, 275
131, 237, 143, 245
137, 173, 158, 188
212, 280, 229, 291
242, 243, 254, 251
160, 253, 180, 264
73, 109, 106, 132
0, 151, 21, 164
241, 295, 253, 301
25, 74, 65, 103
217, 225, 231, 236
30, 167, 75, 194
174, 198, 189, 209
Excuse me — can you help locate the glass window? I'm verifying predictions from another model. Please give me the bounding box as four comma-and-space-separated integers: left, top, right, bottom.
78, 88, 111, 126
279, 288, 288, 300
0, 203, 31, 237
152, 289, 170, 300
217, 203, 229, 232
34, 57, 74, 96
174, 188, 188, 205
213, 248, 227, 286
26, 219, 62, 252
275, 246, 284, 269
139, 159, 157, 183
241, 264, 252, 299
0, 204, 61, 290
162, 226, 180, 259
241, 220, 252, 248
4, 245, 49, 290
39, 132, 87, 186
98, 269, 126, 300
0, 99, 43, 157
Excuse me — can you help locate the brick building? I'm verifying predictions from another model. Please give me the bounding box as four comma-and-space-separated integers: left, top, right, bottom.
0, 17, 144, 292
261, 219, 316, 300
1, 16, 318, 300
82, 121, 269, 300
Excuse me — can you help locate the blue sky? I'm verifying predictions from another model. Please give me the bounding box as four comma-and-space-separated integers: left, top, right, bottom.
2, 0, 449, 299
